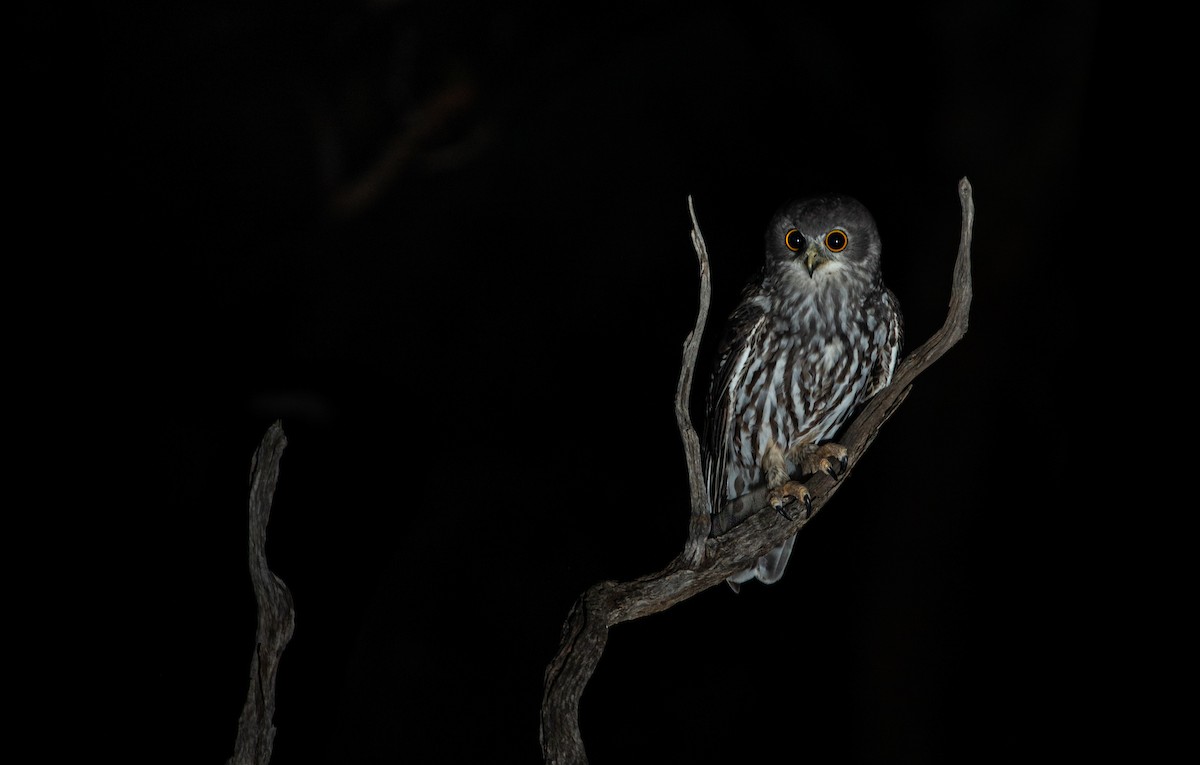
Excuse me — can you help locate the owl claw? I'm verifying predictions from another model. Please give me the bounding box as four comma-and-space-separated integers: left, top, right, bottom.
796, 443, 850, 480
822, 454, 849, 480
767, 481, 811, 520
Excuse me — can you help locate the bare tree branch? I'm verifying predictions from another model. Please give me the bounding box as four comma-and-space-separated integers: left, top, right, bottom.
678, 195, 712, 567
229, 421, 294, 765
540, 178, 975, 765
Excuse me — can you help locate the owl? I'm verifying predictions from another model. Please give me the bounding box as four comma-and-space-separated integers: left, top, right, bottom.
703, 194, 903, 591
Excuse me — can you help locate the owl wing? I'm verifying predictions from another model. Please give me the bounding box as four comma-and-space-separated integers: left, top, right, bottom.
864, 287, 905, 399
702, 281, 769, 512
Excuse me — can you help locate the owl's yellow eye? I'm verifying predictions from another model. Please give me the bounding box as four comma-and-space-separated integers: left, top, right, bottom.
825, 229, 848, 252
785, 229, 804, 252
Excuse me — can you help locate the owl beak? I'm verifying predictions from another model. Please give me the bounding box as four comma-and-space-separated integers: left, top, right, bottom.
804, 243, 826, 277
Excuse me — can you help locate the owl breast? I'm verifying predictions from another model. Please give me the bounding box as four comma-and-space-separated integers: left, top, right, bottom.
723, 309, 880, 501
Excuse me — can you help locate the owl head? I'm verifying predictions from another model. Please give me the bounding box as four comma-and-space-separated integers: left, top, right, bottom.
763, 194, 883, 289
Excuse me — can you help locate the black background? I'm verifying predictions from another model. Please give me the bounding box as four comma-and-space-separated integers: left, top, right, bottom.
45, 1, 1169, 763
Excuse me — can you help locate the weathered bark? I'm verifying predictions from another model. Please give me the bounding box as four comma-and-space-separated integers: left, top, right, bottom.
229, 421, 295, 765
678, 196, 713, 567
540, 178, 975, 765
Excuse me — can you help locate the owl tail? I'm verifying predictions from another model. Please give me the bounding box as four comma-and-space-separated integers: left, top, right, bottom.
725, 534, 797, 593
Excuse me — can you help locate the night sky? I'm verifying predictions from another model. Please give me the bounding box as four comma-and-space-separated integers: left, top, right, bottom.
61, 2, 1162, 763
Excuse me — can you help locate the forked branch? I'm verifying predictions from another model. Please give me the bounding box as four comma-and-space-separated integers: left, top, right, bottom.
540, 178, 974, 765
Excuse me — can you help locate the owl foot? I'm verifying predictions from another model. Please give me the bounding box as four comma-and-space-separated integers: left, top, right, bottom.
794, 442, 849, 480
767, 481, 812, 520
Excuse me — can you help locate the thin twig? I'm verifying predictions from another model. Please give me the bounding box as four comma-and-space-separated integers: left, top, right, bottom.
540, 179, 975, 765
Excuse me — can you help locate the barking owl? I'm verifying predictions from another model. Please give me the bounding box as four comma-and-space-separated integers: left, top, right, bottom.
703, 194, 903, 591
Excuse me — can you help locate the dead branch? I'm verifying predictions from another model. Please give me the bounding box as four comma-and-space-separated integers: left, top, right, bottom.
539, 178, 975, 765
229, 421, 294, 765
678, 196, 713, 567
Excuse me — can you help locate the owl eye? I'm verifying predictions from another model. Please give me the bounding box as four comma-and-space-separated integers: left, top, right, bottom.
825, 229, 848, 252
785, 229, 804, 252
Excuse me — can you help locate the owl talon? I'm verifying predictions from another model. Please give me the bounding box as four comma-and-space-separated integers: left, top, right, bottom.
796, 442, 850, 480
767, 481, 811, 519
821, 454, 849, 480
769, 490, 794, 519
